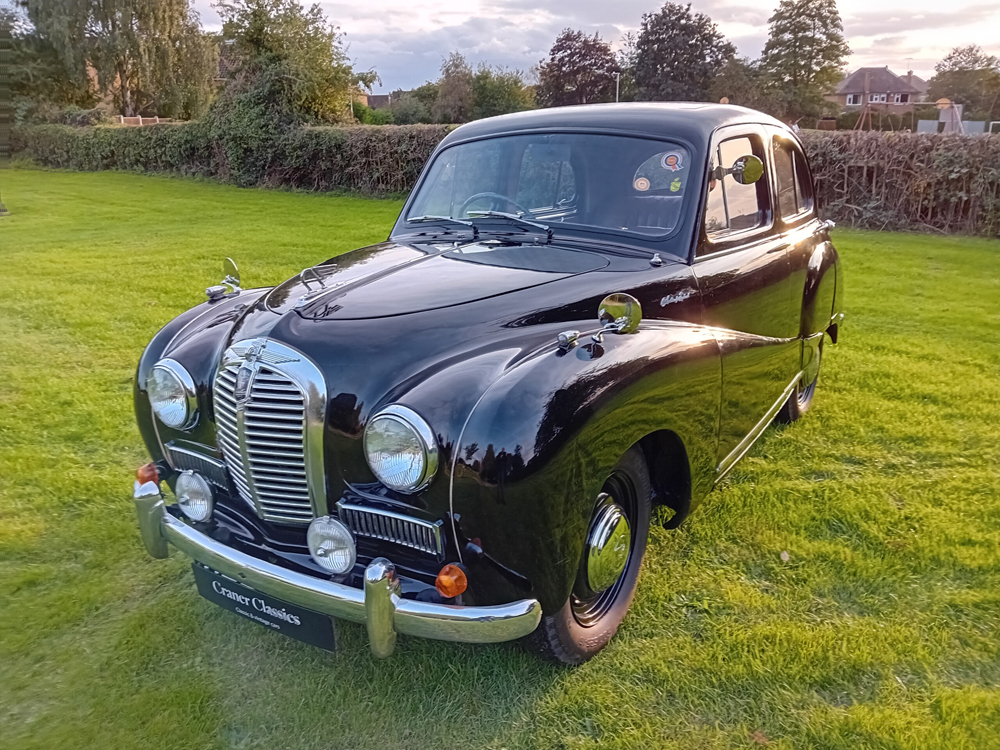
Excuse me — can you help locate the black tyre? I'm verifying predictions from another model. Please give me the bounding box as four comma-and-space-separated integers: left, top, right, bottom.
531, 446, 651, 665
777, 344, 821, 424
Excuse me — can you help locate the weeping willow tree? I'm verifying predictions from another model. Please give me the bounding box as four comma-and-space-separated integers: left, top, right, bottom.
22, 0, 218, 118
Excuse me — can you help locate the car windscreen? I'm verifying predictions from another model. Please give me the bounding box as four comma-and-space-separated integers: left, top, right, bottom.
405, 133, 693, 238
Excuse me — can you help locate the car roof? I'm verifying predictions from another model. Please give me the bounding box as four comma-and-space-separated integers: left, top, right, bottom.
439, 103, 791, 151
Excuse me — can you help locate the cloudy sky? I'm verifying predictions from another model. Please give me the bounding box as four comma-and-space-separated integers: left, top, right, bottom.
193, 0, 1000, 93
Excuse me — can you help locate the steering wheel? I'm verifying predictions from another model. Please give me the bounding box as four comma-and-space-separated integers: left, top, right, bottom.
459, 192, 534, 218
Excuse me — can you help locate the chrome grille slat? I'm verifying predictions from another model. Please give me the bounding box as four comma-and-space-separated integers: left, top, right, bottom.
165, 445, 230, 490
213, 345, 325, 526
337, 501, 444, 557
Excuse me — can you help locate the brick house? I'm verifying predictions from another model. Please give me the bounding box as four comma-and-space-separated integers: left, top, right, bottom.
826, 67, 928, 113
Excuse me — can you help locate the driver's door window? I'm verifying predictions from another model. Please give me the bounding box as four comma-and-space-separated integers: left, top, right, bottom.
702, 135, 769, 246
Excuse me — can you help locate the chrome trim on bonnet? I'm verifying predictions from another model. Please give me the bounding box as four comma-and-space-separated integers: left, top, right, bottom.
132, 487, 542, 657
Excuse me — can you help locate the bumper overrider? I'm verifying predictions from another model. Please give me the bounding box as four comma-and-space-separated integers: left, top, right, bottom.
133, 484, 542, 657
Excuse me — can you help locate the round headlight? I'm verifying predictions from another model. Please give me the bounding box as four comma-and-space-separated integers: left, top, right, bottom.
146, 360, 197, 429
363, 405, 438, 493
307, 516, 356, 574
176, 471, 214, 522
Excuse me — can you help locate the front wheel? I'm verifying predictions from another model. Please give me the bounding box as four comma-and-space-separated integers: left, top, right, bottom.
530, 446, 651, 665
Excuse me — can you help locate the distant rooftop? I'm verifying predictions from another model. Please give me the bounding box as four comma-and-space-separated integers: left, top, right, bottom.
834, 67, 923, 95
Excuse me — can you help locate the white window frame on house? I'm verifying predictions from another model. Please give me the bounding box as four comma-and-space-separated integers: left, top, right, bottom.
869, 93, 887, 103
846, 93, 862, 105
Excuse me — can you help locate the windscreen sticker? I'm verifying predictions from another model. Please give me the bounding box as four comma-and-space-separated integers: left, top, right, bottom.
670, 177, 683, 192
661, 152, 684, 171
634, 177, 651, 192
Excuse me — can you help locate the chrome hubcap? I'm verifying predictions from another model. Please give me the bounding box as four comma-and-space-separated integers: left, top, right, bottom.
585, 495, 631, 594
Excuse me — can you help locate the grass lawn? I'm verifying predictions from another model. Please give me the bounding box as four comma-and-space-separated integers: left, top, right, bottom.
2, 169, 999, 750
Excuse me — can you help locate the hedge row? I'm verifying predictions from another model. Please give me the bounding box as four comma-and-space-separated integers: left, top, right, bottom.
13, 123, 1000, 236
12, 123, 453, 195
800, 131, 1000, 237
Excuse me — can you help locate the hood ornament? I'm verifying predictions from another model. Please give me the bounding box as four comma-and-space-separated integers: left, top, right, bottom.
228, 338, 299, 408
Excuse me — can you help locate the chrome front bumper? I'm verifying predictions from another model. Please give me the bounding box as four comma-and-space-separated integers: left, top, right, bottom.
134, 488, 542, 657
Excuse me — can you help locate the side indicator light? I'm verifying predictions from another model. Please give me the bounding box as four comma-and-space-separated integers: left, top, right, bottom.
435, 564, 468, 599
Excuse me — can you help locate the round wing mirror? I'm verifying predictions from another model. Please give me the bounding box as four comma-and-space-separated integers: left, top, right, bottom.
597, 293, 642, 335
730, 155, 764, 185
222, 257, 242, 293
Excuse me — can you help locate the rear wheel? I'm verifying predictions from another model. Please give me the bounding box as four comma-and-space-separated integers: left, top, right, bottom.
531, 446, 651, 665
777, 344, 821, 424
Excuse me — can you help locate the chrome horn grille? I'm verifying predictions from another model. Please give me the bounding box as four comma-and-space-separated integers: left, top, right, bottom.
213, 339, 327, 525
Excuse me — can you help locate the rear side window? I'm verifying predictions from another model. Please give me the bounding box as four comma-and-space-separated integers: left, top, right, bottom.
773, 138, 815, 219
703, 135, 769, 242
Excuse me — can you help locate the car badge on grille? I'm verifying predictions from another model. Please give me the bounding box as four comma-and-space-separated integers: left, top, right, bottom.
228, 338, 300, 410
233, 364, 255, 406
233, 340, 265, 408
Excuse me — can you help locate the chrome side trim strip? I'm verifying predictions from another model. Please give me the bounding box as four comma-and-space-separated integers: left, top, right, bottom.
716, 372, 801, 481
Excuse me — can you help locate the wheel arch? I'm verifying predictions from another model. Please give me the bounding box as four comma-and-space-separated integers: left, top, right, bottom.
638, 428, 692, 529
450, 321, 721, 613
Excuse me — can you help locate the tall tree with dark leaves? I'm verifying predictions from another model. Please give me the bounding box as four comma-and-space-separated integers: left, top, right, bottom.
633, 3, 735, 102
537, 29, 619, 107
928, 46, 1000, 120
23, 0, 217, 118
433, 52, 474, 123
759, 0, 850, 121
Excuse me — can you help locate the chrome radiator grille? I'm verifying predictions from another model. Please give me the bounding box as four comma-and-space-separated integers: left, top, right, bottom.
337, 501, 444, 557
213, 340, 326, 526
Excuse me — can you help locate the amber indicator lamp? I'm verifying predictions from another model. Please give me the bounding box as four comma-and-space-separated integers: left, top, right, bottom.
435, 564, 467, 598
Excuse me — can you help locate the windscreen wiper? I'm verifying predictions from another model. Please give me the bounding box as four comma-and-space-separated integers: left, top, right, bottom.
408, 215, 478, 238
466, 210, 552, 242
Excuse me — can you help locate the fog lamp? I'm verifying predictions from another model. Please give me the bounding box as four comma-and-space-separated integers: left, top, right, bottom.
307, 516, 356, 574
175, 470, 214, 522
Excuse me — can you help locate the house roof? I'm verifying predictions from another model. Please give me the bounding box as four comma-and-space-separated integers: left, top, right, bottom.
834, 67, 922, 95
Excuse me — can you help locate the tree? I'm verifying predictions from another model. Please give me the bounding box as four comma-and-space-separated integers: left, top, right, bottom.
216, 0, 374, 123
471, 64, 534, 120
615, 32, 639, 102
537, 29, 619, 107
23, 0, 218, 118
389, 93, 431, 124
2, 6, 97, 119
433, 52, 473, 123
928, 45, 1000, 120
708, 57, 780, 112
633, 3, 735, 102
759, 0, 850, 120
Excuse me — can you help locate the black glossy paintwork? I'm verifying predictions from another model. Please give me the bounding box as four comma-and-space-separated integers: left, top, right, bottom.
134, 104, 843, 613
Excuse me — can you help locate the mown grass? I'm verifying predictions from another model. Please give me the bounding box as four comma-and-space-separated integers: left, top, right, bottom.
1, 169, 999, 750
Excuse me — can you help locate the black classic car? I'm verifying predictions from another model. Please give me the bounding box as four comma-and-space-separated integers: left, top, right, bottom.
133, 103, 843, 664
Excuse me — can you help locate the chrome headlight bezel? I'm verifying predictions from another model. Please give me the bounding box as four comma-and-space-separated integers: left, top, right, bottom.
146, 359, 198, 430
363, 405, 439, 493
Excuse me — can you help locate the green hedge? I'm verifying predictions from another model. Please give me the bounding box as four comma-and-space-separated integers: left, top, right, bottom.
12, 123, 1000, 235
801, 131, 1000, 237
12, 123, 452, 195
